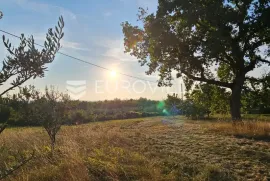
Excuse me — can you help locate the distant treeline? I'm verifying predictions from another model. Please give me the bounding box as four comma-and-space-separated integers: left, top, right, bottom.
63, 98, 164, 125
1, 81, 270, 127
1, 97, 165, 127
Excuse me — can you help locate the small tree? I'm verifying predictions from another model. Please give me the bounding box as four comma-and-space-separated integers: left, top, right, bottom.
187, 84, 231, 117
242, 73, 270, 113
33, 87, 70, 153
165, 93, 183, 116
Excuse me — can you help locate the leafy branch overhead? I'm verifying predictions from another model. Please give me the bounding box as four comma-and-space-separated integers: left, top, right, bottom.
0, 16, 65, 96
122, 1, 270, 87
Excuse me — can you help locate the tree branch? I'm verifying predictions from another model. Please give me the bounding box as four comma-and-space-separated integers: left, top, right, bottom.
222, 52, 235, 66
0, 76, 31, 97
181, 69, 232, 88
258, 58, 270, 64
244, 38, 270, 53
0, 123, 7, 134
246, 76, 269, 84
244, 56, 270, 73
0, 151, 35, 180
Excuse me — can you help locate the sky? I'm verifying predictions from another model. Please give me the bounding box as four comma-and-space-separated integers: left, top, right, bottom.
0, 0, 183, 101
0, 0, 268, 101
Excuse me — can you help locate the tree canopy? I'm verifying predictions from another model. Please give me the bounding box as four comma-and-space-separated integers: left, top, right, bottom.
122, 0, 270, 120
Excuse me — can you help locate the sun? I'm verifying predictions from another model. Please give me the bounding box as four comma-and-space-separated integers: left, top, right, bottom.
110, 70, 117, 78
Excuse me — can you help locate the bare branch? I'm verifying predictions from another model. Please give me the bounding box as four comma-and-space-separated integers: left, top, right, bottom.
0, 151, 35, 180
244, 56, 270, 73
258, 58, 270, 64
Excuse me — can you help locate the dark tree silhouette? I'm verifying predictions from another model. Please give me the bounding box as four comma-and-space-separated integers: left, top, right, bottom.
0, 16, 64, 96
122, 0, 270, 120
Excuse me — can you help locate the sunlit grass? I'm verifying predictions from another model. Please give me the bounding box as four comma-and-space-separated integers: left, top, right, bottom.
1, 117, 269, 180
206, 121, 270, 140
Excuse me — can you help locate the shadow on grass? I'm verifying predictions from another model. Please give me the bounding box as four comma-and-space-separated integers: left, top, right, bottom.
205, 121, 270, 142
234, 134, 270, 142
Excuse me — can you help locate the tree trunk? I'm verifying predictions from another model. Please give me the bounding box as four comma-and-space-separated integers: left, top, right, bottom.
51, 135, 56, 154
230, 76, 245, 121
0, 124, 7, 134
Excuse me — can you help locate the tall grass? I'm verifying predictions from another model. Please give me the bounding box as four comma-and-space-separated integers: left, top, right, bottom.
208, 121, 270, 140
1, 117, 269, 180
0, 120, 161, 181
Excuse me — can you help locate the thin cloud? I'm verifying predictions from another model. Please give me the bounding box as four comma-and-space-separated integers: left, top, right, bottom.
61, 40, 90, 51
103, 12, 112, 17
120, 0, 157, 11
57, 6, 76, 20
98, 38, 138, 62
34, 34, 90, 52
14, 0, 76, 20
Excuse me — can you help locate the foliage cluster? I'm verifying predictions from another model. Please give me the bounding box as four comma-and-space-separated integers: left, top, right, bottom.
165, 80, 270, 119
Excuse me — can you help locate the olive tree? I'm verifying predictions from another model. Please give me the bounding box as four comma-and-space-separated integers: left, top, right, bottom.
32, 87, 70, 153
0, 15, 65, 133
122, 0, 270, 120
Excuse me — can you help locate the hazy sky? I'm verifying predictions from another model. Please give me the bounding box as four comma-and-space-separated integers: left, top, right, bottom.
0, 0, 267, 101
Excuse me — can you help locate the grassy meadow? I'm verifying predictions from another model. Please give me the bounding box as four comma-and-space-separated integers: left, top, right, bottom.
1, 116, 270, 181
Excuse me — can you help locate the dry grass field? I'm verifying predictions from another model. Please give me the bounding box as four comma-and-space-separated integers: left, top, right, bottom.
0, 117, 270, 181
